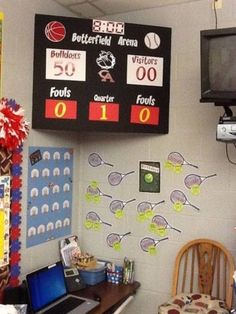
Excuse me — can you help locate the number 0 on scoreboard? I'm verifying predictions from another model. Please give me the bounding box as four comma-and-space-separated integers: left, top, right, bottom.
130, 105, 159, 125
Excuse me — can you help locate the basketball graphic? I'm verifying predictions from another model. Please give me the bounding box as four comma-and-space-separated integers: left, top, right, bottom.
45, 21, 66, 42
144, 32, 160, 49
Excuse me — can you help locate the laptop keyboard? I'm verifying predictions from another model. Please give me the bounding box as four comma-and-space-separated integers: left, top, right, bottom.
43, 296, 85, 314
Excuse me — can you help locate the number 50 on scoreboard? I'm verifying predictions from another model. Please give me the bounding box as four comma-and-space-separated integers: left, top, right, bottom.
45, 48, 86, 81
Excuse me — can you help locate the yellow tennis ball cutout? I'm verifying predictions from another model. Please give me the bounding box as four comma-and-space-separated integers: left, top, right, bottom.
93, 222, 101, 231
156, 228, 168, 237
115, 209, 124, 219
146, 209, 154, 218
191, 184, 200, 196
84, 219, 93, 229
144, 173, 153, 183
148, 245, 157, 256
174, 165, 183, 174
90, 181, 98, 188
85, 193, 92, 202
173, 201, 183, 212
148, 223, 157, 233
164, 160, 173, 170
93, 195, 101, 204
137, 212, 146, 222
113, 242, 121, 251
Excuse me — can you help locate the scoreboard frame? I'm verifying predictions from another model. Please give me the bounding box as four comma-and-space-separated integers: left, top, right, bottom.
32, 14, 171, 134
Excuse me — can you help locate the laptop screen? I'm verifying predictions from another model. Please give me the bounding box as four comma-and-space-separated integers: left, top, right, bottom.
26, 262, 67, 312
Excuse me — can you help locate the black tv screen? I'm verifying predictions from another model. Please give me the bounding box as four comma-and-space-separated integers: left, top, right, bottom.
200, 27, 236, 105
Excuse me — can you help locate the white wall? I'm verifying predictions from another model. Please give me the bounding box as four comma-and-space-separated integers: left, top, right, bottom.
0, 1, 235, 314
0, 0, 81, 274
79, 1, 236, 313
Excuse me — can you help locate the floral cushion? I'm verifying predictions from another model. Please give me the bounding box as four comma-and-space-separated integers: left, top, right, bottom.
158, 293, 229, 314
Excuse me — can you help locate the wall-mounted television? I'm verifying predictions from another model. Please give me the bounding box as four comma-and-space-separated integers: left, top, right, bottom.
200, 27, 236, 106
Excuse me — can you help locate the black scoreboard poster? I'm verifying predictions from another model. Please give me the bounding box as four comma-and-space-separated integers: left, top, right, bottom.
32, 14, 171, 134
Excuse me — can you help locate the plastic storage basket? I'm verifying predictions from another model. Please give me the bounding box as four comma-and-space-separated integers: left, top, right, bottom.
79, 261, 107, 286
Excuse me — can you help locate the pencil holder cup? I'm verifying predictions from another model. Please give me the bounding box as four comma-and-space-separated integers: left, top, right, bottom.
123, 258, 135, 284
107, 266, 123, 284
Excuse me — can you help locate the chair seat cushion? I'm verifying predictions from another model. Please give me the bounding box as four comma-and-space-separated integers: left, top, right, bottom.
158, 293, 229, 314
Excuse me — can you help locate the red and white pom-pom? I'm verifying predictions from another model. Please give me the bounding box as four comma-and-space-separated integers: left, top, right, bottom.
0, 98, 29, 150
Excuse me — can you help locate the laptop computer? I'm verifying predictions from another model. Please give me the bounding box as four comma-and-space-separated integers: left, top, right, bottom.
26, 261, 99, 314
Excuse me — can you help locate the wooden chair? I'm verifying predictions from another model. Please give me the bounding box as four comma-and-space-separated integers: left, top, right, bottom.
159, 239, 235, 313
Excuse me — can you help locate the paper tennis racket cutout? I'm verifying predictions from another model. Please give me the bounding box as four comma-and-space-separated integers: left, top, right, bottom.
140, 236, 168, 255
108, 170, 135, 186
136, 200, 165, 222
106, 231, 131, 251
184, 173, 217, 195
109, 198, 136, 219
149, 215, 181, 236
170, 190, 200, 212
88, 153, 113, 167
165, 152, 198, 173
84, 211, 112, 231
85, 183, 112, 203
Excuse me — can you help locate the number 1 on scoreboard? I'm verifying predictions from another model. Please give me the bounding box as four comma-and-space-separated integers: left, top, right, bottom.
89, 102, 119, 122
100, 104, 108, 120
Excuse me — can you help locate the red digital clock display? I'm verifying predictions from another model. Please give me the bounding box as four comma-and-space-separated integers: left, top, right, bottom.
92, 19, 125, 35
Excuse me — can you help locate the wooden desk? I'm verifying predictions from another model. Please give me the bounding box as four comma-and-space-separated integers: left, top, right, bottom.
73, 281, 140, 314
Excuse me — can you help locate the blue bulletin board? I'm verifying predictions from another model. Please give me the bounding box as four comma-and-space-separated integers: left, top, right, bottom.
26, 147, 73, 248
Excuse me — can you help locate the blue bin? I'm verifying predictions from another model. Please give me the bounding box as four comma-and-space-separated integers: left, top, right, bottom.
79, 261, 107, 286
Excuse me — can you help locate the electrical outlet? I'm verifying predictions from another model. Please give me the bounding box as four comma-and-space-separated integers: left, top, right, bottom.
212, 0, 222, 9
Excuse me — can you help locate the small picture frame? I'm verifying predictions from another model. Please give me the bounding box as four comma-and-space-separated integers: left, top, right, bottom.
139, 161, 160, 193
